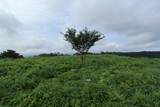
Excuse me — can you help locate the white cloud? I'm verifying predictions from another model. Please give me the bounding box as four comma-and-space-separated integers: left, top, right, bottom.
0, 0, 160, 56
69, 0, 160, 51
0, 0, 71, 56
2, 0, 69, 23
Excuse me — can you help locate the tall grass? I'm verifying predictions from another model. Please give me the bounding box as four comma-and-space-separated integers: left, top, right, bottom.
0, 54, 160, 106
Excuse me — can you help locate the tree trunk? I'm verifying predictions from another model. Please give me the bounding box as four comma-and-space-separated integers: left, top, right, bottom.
81, 53, 84, 65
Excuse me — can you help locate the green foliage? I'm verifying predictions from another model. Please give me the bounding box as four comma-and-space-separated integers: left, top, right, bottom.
63, 28, 104, 54
0, 50, 23, 59
63, 27, 104, 64
0, 55, 160, 107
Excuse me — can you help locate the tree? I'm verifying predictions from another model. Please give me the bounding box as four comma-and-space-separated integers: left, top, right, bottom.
0, 50, 23, 59
63, 27, 104, 64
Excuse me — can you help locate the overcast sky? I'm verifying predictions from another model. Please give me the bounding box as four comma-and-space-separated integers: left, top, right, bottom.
0, 0, 160, 56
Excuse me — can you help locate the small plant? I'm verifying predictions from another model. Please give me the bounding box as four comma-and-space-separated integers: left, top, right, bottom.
63, 27, 104, 64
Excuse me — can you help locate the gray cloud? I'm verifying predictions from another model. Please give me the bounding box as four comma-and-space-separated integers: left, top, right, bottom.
0, 9, 21, 35
0, 0, 70, 55
0, 9, 23, 52
0, 0, 160, 56
70, 0, 160, 51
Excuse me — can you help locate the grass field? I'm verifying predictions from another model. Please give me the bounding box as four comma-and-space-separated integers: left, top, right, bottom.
0, 54, 160, 107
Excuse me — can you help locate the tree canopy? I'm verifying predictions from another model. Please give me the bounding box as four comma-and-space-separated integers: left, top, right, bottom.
63, 27, 104, 54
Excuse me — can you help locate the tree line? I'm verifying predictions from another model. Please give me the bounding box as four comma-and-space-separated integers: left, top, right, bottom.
101, 51, 160, 58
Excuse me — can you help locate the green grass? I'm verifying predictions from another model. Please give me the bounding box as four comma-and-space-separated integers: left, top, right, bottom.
0, 54, 160, 107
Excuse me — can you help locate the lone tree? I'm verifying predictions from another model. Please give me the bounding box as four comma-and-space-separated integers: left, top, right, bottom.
0, 50, 23, 59
63, 27, 104, 64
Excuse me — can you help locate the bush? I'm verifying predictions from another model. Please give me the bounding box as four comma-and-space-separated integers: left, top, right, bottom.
0, 50, 23, 59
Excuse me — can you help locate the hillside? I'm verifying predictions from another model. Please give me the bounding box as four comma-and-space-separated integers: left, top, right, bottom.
0, 54, 160, 107
104, 51, 160, 58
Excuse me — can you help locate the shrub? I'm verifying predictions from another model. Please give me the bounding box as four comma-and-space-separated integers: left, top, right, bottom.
0, 50, 23, 59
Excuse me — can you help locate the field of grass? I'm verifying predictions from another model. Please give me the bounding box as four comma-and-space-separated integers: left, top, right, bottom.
0, 54, 160, 107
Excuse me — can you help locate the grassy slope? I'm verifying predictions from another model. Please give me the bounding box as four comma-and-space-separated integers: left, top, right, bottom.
0, 54, 160, 107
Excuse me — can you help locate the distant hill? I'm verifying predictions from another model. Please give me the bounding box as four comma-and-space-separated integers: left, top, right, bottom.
101, 51, 160, 58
